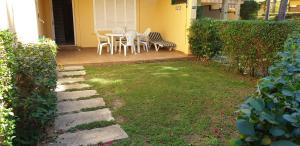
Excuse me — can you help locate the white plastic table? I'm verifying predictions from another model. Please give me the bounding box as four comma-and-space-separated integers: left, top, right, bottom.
105, 33, 142, 55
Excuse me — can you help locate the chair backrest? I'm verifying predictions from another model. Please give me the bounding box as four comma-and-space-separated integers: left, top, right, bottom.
149, 32, 163, 42
112, 27, 125, 34
143, 28, 151, 37
125, 31, 137, 46
96, 32, 109, 43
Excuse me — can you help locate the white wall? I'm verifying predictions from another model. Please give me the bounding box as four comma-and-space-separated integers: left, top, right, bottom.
12, 0, 39, 43
0, 0, 39, 43
0, 0, 9, 29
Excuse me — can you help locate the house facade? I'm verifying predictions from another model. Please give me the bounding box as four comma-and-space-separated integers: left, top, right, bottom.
1, 0, 199, 54
289, 0, 300, 12
0, 0, 243, 55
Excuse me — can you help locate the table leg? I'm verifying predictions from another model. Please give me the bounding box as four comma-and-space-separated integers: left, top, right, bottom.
137, 36, 141, 53
110, 36, 114, 55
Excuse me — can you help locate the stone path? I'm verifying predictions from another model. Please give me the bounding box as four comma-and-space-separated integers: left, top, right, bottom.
51, 65, 128, 146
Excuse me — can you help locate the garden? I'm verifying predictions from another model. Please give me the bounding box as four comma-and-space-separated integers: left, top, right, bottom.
1, 20, 300, 146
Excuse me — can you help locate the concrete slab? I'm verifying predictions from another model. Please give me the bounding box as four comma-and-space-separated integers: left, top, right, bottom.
57, 77, 85, 85
57, 98, 105, 114
57, 90, 98, 101
57, 71, 86, 78
55, 108, 114, 131
57, 125, 128, 146
55, 83, 90, 92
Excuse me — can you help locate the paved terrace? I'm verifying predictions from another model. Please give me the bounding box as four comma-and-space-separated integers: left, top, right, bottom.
56, 47, 192, 65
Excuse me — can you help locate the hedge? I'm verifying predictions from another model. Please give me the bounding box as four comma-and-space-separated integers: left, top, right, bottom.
189, 18, 222, 59
0, 30, 57, 146
189, 19, 300, 76
0, 30, 16, 146
232, 32, 300, 146
14, 39, 57, 145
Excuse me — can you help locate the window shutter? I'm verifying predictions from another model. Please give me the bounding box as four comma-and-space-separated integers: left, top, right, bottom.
94, 0, 136, 31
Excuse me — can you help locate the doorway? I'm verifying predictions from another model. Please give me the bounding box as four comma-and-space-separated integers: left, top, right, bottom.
52, 0, 75, 45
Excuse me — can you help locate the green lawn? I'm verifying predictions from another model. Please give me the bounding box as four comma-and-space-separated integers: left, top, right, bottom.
85, 61, 255, 146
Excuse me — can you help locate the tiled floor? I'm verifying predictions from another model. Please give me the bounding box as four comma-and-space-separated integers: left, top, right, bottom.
56, 47, 192, 65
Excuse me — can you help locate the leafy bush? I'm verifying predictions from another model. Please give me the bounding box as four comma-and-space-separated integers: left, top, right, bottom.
0, 29, 57, 145
189, 19, 300, 76
13, 39, 57, 145
233, 32, 300, 146
240, 1, 260, 20
0, 30, 16, 146
189, 18, 222, 59
220, 20, 300, 76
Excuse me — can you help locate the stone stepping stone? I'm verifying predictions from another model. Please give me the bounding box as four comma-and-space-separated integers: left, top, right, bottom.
55, 108, 114, 131
55, 83, 90, 92
57, 90, 98, 101
57, 98, 105, 114
57, 125, 128, 145
57, 77, 85, 85
57, 66, 85, 72
57, 71, 86, 78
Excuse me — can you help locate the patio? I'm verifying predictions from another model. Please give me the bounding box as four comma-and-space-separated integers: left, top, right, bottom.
56, 47, 193, 65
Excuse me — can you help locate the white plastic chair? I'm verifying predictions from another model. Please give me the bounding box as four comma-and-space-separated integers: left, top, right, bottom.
96, 32, 111, 55
139, 28, 151, 52
112, 27, 126, 51
120, 31, 137, 56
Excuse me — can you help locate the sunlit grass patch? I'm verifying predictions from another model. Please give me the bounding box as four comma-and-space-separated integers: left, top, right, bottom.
86, 61, 255, 145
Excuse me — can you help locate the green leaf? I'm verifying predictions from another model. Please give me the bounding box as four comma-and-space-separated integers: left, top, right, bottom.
293, 128, 300, 137
248, 98, 264, 112
282, 89, 293, 97
260, 112, 277, 124
241, 109, 251, 117
236, 119, 255, 136
271, 140, 298, 146
283, 114, 298, 123
269, 127, 285, 137
296, 91, 300, 102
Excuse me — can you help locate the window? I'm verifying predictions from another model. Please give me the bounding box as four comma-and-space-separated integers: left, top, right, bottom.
171, 0, 187, 5
93, 0, 136, 31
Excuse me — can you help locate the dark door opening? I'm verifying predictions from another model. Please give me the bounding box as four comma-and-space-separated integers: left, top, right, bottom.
52, 0, 75, 45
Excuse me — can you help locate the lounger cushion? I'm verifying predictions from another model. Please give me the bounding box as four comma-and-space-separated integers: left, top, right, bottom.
149, 32, 176, 48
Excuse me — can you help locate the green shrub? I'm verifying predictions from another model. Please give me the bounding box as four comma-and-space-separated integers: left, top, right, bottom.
233, 32, 300, 146
0, 30, 57, 146
189, 18, 222, 59
13, 39, 57, 145
0, 30, 16, 146
240, 1, 260, 20
189, 19, 300, 76
220, 20, 300, 76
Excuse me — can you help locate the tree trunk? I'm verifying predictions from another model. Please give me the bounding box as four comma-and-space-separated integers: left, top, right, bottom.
265, 0, 271, 20
278, 0, 288, 21
222, 0, 229, 20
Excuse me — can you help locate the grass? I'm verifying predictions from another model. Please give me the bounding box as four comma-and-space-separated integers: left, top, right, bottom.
67, 121, 116, 133
80, 106, 107, 112
85, 61, 255, 146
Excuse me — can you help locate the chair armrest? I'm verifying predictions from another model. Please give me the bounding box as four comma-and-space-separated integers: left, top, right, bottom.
96, 33, 110, 43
